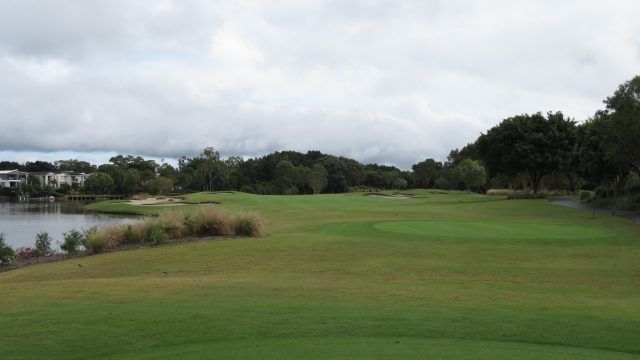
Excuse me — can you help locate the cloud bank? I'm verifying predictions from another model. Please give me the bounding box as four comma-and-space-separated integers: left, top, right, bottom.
1, 0, 639, 168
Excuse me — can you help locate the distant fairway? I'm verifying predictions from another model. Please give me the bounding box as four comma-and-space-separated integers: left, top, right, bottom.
1, 191, 639, 359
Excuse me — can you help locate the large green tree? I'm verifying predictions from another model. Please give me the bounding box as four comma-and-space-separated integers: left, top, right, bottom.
476, 112, 576, 193
84, 172, 115, 194
455, 159, 486, 191
601, 75, 640, 174
412, 158, 441, 188
55, 159, 96, 173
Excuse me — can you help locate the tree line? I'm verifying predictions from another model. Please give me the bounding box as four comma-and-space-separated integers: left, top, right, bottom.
2, 75, 638, 208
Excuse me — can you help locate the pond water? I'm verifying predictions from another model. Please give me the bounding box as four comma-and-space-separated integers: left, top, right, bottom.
0, 200, 140, 250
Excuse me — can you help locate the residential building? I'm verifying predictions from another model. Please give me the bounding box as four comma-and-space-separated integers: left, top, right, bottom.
0, 170, 29, 188
32, 171, 91, 188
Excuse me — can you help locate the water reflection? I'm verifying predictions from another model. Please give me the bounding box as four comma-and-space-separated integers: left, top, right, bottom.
0, 200, 140, 250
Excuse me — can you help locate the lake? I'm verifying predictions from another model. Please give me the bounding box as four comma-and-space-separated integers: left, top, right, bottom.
0, 200, 140, 250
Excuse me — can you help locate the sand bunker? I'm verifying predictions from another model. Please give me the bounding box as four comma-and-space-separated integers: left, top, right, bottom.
127, 197, 189, 206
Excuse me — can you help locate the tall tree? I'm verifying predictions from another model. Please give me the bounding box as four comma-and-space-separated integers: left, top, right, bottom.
412, 158, 441, 188
84, 172, 115, 194
55, 159, 96, 173
601, 75, 640, 174
307, 164, 328, 194
455, 159, 487, 191
476, 112, 576, 193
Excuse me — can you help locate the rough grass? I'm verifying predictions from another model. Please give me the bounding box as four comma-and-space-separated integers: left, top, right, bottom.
2, 190, 640, 359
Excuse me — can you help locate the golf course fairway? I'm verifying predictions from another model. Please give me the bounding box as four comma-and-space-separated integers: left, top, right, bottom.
1, 190, 638, 359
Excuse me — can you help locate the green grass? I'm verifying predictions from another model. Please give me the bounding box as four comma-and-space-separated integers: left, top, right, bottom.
1, 190, 639, 359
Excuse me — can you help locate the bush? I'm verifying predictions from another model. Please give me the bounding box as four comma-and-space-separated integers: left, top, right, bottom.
98, 225, 128, 249
141, 221, 168, 245
579, 190, 595, 203
614, 193, 640, 211
0, 233, 17, 266
156, 212, 187, 239
61, 229, 83, 254
16, 247, 40, 260
82, 227, 97, 247
233, 212, 266, 237
122, 224, 144, 244
34, 231, 53, 256
85, 231, 107, 253
185, 207, 232, 237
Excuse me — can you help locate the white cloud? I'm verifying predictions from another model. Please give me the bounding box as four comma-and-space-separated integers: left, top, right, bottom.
0, 0, 639, 169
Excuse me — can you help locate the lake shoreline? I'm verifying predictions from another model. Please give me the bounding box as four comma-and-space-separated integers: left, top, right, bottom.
0, 234, 241, 273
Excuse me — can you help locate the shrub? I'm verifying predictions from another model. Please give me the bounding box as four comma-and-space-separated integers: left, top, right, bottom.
579, 190, 595, 203
17, 247, 40, 260
82, 227, 97, 247
0, 233, 17, 266
85, 231, 107, 253
61, 229, 83, 254
141, 221, 168, 245
97, 225, 127, 249
233, 212, 266, 237
486, 189, 513, 196
185, 207, 232, 237
122, 224, 144, 244
156, 212, 187, 239
506, 190, 548, 200
34, 231, 53, 256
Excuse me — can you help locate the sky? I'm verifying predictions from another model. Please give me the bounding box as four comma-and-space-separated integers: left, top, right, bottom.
0, 0, 639, 169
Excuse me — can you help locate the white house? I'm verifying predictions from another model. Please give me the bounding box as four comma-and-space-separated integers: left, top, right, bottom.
55, 172, 90, 188
0, 170, 29, 188
32, 172, 57, 188
33, 171, 91, 188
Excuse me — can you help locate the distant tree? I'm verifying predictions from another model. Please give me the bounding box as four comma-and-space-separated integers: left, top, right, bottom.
182, 148, 230, 191
55, 159, 96, 173
412, 158, 441, 188
97, 164, 125, 193
147, 176, 174, 195
434, 176, 452, 190
456, 159, 487, 191
158, 163, 177, 181
476, 111, 576, 193
601, 75, 640, 174
109, 155, 157, 173
84, 172, 115, 194
24, 161, 56, 172
307, 164, 328, 194
122, 169, 141, 196
274, 160, 297, 192
0, 161, 21, 170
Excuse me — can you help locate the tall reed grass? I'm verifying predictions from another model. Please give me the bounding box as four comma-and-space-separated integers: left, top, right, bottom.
84, 207, 265, 252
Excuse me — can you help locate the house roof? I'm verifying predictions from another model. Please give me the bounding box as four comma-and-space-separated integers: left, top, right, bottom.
0, 169, 27, 175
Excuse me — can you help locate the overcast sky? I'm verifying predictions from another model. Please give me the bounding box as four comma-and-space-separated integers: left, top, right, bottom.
1, 0, 639, 169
